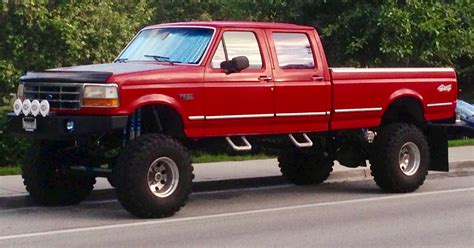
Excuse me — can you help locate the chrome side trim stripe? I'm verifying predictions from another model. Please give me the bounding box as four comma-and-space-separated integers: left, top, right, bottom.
188, 116, 205, 121
206, 113, 274, 120
334, 107, 382, 113
276, 112, 328, 117
189, 111, 333, 120
426, 102, 453, 107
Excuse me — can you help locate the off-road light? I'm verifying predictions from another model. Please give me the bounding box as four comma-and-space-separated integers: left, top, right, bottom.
31, 100, 40, 117
39, 100, 50, 117
82, 84, 119, 108
22, 99, 32, 116
13, 99, 22, 116
65, 120, 75, 133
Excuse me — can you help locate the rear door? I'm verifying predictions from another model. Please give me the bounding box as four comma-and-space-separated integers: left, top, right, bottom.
203, 28, 274, 136
265, 29, 331, 133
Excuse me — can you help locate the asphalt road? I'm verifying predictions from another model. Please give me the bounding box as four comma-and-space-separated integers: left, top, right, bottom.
1, 171, 473, 247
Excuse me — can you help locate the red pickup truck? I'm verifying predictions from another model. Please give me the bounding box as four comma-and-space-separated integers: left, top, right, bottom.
8, 21, 460, 218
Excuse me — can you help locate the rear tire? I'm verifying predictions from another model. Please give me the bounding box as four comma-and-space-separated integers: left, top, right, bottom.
22, 142, 96, 206
370, 123, 430, 193
114, 134, 194, 218
278, 149, 334, 185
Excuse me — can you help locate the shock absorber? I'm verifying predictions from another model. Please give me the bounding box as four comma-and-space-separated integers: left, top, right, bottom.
136, 108, 142, 137
129, 110, 136, 140
128, 109, 142, 141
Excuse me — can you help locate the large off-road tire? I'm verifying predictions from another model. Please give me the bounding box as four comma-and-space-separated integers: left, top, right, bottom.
370, 123, 430, 193
278, 149, 334, 185
22, 142, 96, 206
114, 134, 194, 218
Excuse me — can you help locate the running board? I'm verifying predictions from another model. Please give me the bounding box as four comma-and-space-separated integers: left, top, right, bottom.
289, 133, 313, 148
226, 136, 252, 151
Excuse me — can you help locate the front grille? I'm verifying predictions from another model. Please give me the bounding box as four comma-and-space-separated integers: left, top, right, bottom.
23, 83, 82, 110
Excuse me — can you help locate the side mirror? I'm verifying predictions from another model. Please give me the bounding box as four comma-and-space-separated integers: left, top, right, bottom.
220, 56, 250, 74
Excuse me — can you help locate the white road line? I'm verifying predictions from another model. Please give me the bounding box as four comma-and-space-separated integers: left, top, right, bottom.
1, 187, 473, 241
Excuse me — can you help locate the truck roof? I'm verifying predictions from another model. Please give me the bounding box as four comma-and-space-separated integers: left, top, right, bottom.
144, 21, 315, 30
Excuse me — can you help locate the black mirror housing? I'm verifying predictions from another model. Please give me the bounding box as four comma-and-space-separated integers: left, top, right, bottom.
220, 56, 250, 74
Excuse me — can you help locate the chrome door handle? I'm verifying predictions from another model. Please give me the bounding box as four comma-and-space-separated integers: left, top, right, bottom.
312, 76, 324, 81
258, 75, 273, 81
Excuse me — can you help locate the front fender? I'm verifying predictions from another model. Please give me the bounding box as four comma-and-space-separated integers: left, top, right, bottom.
127, 94, 185, 118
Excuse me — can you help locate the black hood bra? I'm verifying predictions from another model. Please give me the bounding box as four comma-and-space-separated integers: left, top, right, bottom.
20, 63, 173, 83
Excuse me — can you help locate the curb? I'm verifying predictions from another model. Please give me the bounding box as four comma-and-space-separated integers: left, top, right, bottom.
327, 160, 474, 182
1, 161, 473, 210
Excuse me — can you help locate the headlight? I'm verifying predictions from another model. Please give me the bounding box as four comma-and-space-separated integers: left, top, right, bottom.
17, 83, 24, 99
82, 84, 119, 107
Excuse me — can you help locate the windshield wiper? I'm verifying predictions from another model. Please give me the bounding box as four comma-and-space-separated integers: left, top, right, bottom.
144, 55, 180, 65
114, 58, 128, 63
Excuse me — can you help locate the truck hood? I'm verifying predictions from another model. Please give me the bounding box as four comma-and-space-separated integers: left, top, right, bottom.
20, 63, 173, 83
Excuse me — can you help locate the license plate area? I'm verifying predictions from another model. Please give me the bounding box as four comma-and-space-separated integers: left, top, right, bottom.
22, 117, 37, 132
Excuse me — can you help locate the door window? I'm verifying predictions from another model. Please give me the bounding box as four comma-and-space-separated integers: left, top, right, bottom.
211, 31, 263, 69
272, 33, 315, 69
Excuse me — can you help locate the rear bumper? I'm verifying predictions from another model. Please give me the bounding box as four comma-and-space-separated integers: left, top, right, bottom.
6, 113, 128, 140
429, 121, 474, 138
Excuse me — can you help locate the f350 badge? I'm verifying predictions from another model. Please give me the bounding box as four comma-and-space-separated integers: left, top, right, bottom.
437, 84, 452, 92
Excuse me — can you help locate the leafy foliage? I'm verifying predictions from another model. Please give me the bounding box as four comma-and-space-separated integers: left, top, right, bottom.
0, 0, 472, 166
0, 0, 152, 101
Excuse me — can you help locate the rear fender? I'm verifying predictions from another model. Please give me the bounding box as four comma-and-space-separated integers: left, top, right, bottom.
387, 89, 424, 111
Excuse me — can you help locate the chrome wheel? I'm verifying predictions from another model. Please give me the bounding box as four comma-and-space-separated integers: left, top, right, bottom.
147, 157, 179, 198
399, 142, 421, 176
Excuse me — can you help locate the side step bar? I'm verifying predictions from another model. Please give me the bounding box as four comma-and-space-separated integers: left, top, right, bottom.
226, 136, 252, 151
289, 133, 313, 147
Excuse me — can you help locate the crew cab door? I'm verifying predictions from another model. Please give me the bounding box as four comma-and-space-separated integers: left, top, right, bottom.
265, 29, 331, 132
203, 28, 274, 136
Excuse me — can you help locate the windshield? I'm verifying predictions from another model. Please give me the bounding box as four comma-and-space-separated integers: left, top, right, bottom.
117, 27, 214, 64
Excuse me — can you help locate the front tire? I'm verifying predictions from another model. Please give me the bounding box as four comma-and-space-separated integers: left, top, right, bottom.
22, 142, 96, 206
278, 149, 334, 185
370, 123, 430, 193
114, 134, 194, 218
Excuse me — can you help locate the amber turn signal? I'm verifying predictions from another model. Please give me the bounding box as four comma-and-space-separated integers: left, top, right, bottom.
82, 98, 119, 107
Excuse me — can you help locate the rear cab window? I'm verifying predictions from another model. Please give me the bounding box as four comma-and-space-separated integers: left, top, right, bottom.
272, 32, 315, 69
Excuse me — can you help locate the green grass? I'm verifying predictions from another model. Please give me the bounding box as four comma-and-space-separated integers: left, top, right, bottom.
0, 153, 273, 176
448, 138, 474, 147
191, 152, 272, 164
0, 166, 21, 176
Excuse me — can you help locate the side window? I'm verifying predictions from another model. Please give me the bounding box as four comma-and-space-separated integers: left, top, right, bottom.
272, 33, 315, 69
211, 31, 263, 69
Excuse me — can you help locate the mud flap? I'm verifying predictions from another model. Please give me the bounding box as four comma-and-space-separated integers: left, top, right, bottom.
426, 125, 449, 172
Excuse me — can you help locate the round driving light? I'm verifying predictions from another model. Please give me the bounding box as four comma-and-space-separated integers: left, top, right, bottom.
31, 100, 40, 117
65, 120, 75, 133
22, 99, 32, 116
13, 99, 22, 116
39, 100, 50, 117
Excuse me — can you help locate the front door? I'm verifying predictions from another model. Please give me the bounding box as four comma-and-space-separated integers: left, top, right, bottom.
203, 28, 274, 136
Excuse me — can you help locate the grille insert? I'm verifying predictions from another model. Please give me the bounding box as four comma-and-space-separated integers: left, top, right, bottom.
23, 83, 82, 110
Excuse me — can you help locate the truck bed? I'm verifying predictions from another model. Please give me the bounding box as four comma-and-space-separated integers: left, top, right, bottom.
329, 68, 457, 130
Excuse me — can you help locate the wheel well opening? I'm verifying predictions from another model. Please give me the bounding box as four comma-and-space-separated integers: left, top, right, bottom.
382, 97, 425, 126
139, 105, 185, 137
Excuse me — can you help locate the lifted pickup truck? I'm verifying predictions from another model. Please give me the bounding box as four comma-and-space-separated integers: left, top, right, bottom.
8, 21, 462, 218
